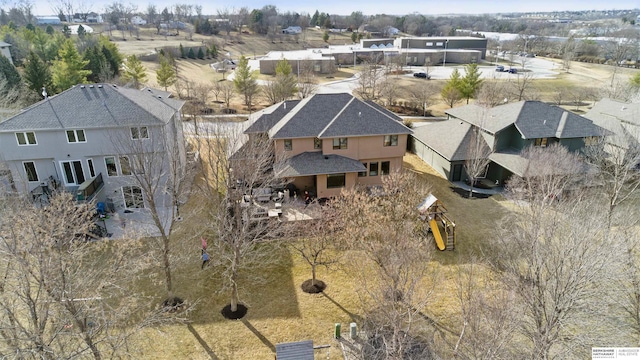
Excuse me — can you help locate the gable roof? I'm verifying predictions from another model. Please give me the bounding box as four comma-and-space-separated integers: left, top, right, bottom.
268, 93, 411, 139
0, 84, 184, 132
412, 120, 490, 161
446, 101, 607, 139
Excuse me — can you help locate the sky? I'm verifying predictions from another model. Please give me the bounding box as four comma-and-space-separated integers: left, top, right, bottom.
32, 0, 639, 17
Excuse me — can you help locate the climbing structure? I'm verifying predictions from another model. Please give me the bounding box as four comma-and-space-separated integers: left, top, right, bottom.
417, 194, 456, 251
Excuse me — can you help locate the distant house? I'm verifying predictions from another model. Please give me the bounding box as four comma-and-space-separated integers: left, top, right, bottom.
239, 93, 412, 198
68, 25, 94, 34
131, 16, 147, 25
412, 101, 608, 184
35, 16, 61, 25
282, 26, 302, 34
584, 98, 640, 162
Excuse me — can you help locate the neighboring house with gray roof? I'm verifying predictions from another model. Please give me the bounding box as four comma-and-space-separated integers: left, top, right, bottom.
0, 83, 185, 215
239, 93, 412, 198
583, 98, 640, 154
412, 101, 608, 183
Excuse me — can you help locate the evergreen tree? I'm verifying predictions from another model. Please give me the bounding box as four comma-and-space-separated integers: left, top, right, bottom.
197, 47, 204, 59
51, 39, 90, 91
233, 55, 259, 109
274, 59, 297, 101
26, 23, 34, 32
187, 48, 195, 59
0, 53, 22, 91
179, 43, 185, 58
83, 46, 108, 82
120, 54, 147, 89
441, 68, 463, 108
77, 24, 86, 40
322, 31, 329, 43
46, 25, 54, 35
99, 36, 123, 76
459, 63, 483, 104
62, 25, 70, 38
311, 10, 319, 26
23, 51, 53, 96
209, 44, 218, 58
156, 55, 176, 91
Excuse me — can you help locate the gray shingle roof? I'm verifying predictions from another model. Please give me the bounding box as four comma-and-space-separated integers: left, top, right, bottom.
412, 120, 489, 161
245, 100, 300, 133
0, 84, 184, 132
584, 98, 640, 147
275, 151, 366, 177
269, 93, 411, 139
446, 101, 607, 139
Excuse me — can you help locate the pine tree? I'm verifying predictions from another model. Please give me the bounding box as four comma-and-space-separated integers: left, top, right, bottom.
459, 63, 483, 104
83, 46, 108, 83
179, 43, 185, 58
233, 55, 259, 110
187, 48, 195, 59
0, 54, 22, 90
441, 68, 463, 108
51, 39, 91, 91
274, 59, 297, 101
99, 36, 123, 76
120, 54, 147, 89
197, 47, 204, 59
24, 51, 53, 96
156, 55, 177, 91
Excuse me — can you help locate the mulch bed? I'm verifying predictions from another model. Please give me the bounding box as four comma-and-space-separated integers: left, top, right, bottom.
301, 279, 326, 294
221, 304, 248, 320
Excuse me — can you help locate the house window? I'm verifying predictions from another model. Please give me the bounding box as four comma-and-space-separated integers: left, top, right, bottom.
119, 156, 131, 175
23, 161, 38, 182
87, 159, 96, 178
381, 161, 390, 175
122, 186, 144, 208
426, 42, 433, 46
333, 137, 348, 150
16, 132, 37, 145
105, 156, 117, 176
358, 163, 368, 177
314, 138, 322, 149
384, 135, 398, 147
534, 138, 548, 147
369, 162, 379, 176
436, 42, 443, 46
130, 126, 149, 140
584, 136, 599, 146
327, 173, 346, 188
66, 129, 86, 143
284, 139, 292, 151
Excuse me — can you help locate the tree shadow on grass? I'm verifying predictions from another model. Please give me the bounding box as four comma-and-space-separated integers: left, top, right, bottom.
449, 186, 493, 199
187, 324, 220, 360
241, 318, 276, 353
322, 292, 363, 323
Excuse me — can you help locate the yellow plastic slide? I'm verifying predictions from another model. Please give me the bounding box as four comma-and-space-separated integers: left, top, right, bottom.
429, 218, 446, 251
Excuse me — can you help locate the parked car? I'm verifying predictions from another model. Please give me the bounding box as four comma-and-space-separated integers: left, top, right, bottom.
508, 68, 518, 74
413, 72, 431, 79
495, 65, 505, 72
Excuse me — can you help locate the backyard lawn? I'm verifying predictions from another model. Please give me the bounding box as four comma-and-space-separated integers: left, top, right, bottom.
128, 153, 509, 359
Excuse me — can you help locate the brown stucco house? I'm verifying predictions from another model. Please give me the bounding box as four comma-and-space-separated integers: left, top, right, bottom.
240, 93, 412, 199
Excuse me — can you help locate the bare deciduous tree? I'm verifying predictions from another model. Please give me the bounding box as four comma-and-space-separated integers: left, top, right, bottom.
194, 121, 288, 319
354, 55, 385, 101
335, 171, 436, 359
476, 79, 508, 107
464, 115, 493, 198
509, 71, 535, 101
409, 81, 439, 117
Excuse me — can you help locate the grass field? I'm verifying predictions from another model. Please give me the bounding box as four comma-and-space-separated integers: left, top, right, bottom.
126, 153, 508, 359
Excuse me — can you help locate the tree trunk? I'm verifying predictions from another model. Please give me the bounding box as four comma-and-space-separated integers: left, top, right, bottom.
162, 236, 173, 298
231, 247, 240, 312
311, 264, 316, 286
468, 179, 474, 199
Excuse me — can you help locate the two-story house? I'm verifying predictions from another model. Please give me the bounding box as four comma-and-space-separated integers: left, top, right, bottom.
412, 101, 608, 184
240, 93, 413, 199
0, 84, 185, 212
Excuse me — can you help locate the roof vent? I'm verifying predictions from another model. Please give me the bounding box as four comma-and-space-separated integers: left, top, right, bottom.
89, 85, 94, 88
324, 156, 329, 160
622, 106, 627, 111
98, 84, 103, 88
284, 102, 286, 109
80, 85, 85, 89
358, 111, 361, 117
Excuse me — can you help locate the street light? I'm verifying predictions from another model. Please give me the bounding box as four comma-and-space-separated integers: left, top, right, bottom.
442, 39, 449, 67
